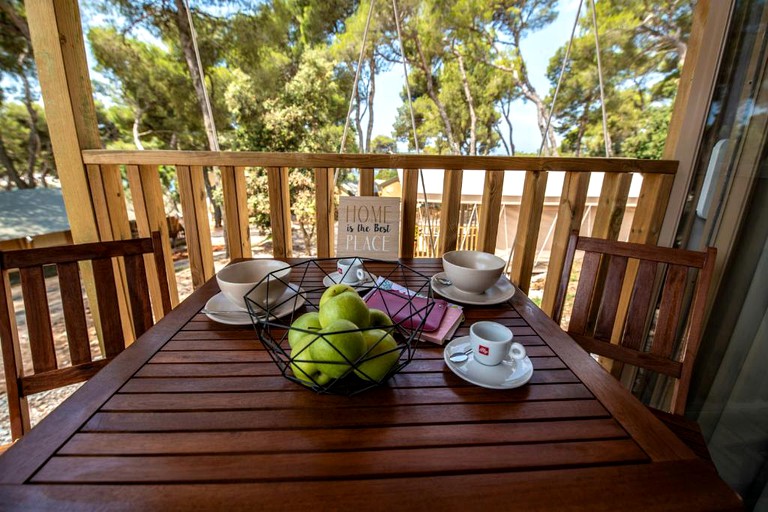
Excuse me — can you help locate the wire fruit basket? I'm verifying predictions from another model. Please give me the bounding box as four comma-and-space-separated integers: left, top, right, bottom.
245, 258, 435, 395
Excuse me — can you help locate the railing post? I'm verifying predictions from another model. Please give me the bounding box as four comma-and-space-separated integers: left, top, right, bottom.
267, 167, 293, 258
126, 164, 181, 311
400, 168, 419, 258
477, 170, 505, 253
439, 169, 463, 255
359, 168, 375, 196
510, 170, 548, 293
315, 168, 335, 258
177, 165, 215, 288
540, 172, 590, 317
221, 166, 252, 260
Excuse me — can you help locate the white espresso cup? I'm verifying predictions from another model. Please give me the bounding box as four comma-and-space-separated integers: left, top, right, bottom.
336, 257, 365, 284
469, 321, 526, 366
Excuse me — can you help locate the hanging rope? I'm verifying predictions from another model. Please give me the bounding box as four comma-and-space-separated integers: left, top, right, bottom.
182, 0, 219, 151
339, 0, 376, 154
392, 0, 437, 257
539, 0, 584, 156
589, 0, 611, 157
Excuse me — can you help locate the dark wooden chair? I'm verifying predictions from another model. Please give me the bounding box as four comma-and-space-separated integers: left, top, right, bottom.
553, 231, 716, 459
0, 232, 172, 440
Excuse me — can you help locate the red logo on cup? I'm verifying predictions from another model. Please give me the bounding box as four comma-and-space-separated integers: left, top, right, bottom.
478, 345, 489, 356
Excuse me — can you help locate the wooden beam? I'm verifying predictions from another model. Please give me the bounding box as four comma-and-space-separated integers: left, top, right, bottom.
541, 172, 590, 316
177, 166, 214, 289
399, 169, 419, 258
82, 151, 679, 174
315, 168, 335, 258
439, 169, 463, 255
267, 167, 292, 258
477, 170, 505, 253
510, 171, 548, 293
220, 166, 252, 260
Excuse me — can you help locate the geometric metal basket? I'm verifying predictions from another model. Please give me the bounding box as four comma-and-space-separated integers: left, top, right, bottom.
246, 258, 435, 395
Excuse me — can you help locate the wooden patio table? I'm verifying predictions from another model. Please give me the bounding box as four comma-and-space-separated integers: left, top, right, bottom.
0, 259, 740, 511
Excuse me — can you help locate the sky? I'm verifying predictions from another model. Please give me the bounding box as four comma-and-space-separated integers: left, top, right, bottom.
370, 0, 583, 154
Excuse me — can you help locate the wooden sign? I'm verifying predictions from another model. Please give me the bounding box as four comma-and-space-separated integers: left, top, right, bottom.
337, 196, 400, 260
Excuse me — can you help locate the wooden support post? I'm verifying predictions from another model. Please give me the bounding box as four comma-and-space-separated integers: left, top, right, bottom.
28, 0, 137, 346
400, 168, 419, 258
360, 168, 375, 196
439, 169, 463, 255
267, 167, 293, 258
477, 170, 505, 253
126, 164, 180, 312
220, 166, 252, 260
541, 172, 590, 316
510, 170, 548, 294
26, 0, 99, 243
177, 165, 214, 289
315, 168, 335, 258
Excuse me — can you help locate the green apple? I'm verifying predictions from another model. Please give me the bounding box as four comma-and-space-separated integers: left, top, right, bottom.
368, 308, 393, 327
318, 291, 370, 329
354, 329, 400, 382
319, 283, 357, 307
309, 319, 366, 378
290, 334, 320, 384
288, 312, 321, 349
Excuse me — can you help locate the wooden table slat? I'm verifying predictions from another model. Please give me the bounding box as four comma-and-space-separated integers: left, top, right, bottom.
33, 439, 647, 484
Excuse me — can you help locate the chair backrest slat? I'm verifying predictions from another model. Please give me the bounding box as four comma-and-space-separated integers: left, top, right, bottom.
555, 230, 716, 414
594, 255, 628, 340
56, 261, 92, 365
91, 257, 126, 359
569, 251, 602, 335
20, 266, 56, 373
622, 260, 658, 351
0, 231, 172, 440
124, 253, 153, 337
652, 264, 689, 359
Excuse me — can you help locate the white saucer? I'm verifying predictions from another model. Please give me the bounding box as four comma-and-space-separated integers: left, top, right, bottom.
322, 271, 376, 289
431, 272, 516, 305
204, 284, 306, 325
443, 336, 533, 390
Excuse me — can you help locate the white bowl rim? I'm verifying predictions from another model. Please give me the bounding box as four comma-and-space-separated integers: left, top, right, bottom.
442, 250, 505, 270
217, 259, 291, 283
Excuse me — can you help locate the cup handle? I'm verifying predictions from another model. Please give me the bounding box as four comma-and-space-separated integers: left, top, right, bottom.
509, 342, 526, 360
356, 268, 365, 282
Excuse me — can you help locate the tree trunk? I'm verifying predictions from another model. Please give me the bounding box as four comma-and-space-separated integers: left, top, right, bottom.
172, 0, 223, 228
454, 47, 477, 156
20, 64, 41, 186
500, 98, 516, 156
133, 107, 145, 150
365, 55, 376, 152
0, 136, 31, 189
412, 35, 460, 154
355, 78, 364, 152
172, 0, 218, 151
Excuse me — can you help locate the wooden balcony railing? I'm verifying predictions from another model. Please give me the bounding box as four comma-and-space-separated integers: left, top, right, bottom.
80, 150, 677, 318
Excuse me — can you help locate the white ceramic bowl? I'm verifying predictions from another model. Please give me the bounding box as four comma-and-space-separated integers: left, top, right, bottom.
216, 260, 291, 311
442, 251, 505, 294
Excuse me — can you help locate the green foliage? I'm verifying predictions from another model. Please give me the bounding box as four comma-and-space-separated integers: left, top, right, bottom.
546, 0, 692, 157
